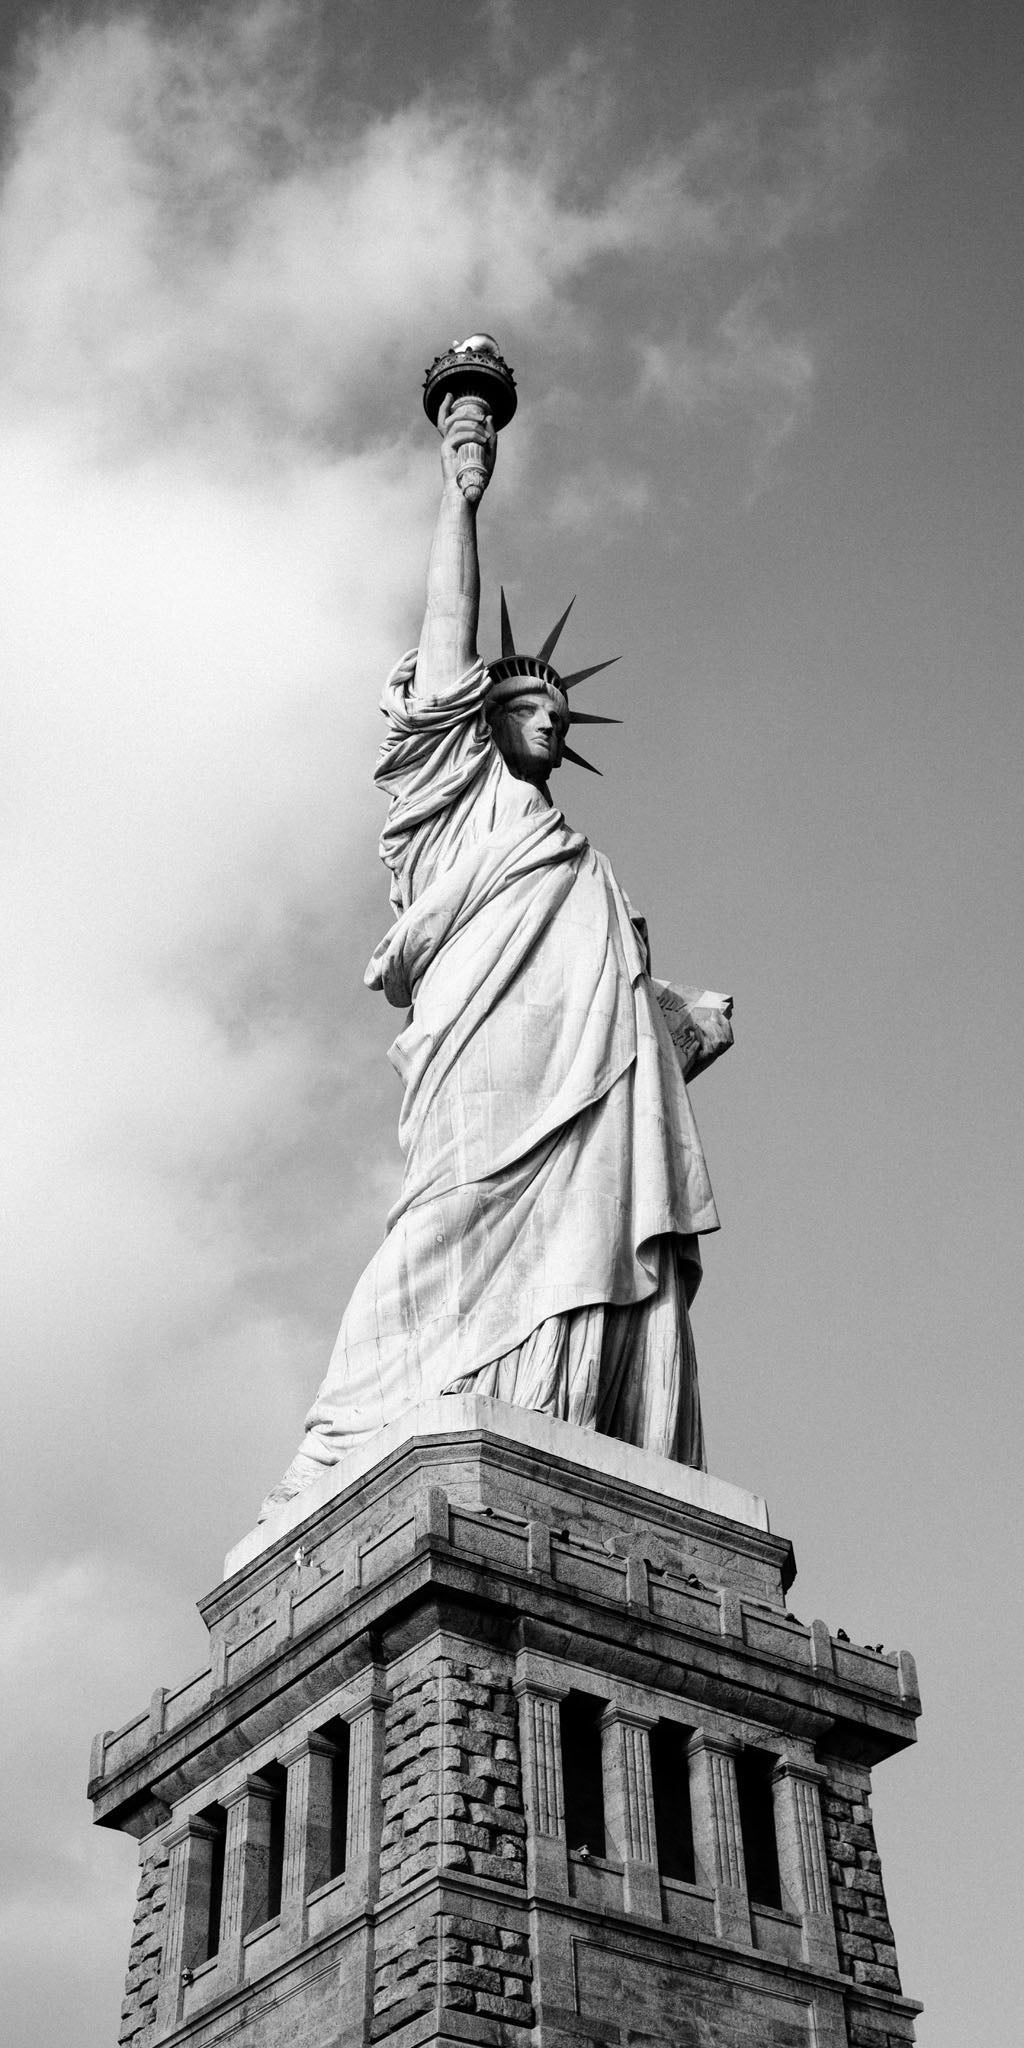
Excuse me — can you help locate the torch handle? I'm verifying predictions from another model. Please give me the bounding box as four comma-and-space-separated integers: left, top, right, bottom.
441, 389, 494, 505
455, 439, 490, 504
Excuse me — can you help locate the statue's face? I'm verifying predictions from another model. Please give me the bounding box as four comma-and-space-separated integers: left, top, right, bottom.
491, 691, 568, 785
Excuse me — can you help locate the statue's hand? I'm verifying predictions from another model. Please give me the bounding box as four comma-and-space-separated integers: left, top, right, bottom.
438, 391, 496, 490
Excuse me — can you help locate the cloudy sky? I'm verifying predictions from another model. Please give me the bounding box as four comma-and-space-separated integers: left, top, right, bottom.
2, 3, 1021, 2041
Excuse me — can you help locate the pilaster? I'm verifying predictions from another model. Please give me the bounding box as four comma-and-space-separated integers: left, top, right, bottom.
278, 1731, 335, 1944
772, 1757, 839, 1971
153, 1815, 219, 2035
687, 1733, 751, 1944
600, 1706, 661, 1921
219, 1775, 278, 1986
344, 1668, 387, 1906
514, 1669, 569, 1897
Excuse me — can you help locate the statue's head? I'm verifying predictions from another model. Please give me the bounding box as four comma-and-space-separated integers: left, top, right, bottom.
487, 681, 569, 786
486, 591, 620, 782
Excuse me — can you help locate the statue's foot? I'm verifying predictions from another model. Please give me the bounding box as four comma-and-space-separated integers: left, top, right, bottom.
257, 1481, 301, 1521
257, 1447, 334, 1523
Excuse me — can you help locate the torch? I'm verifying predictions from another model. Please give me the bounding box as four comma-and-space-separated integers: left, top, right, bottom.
422, 334, 518, 504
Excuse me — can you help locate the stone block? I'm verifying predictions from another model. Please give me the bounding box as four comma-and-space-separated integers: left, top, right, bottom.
469, 1849, 525, 1882
493, 1808, 525, 1836
842, 1935, 876, 1961
458, 1728, 500, 1757
474, 1992, 534, 2023
450, 1683, 493, 1708
872, 1942, 900, 1969
369, 1991, 433, 2038
486, 1758, 520, 1786
446, 1963, 502, 1993
445, 1916, 491, 1941
852, 1960, 901, 1991
467, 1711, 516, 1737
845, 1824, 875, 1849
448, 1820, 492, 1850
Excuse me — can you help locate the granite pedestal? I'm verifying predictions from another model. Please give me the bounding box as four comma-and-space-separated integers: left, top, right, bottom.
90, 1401, 921, 2048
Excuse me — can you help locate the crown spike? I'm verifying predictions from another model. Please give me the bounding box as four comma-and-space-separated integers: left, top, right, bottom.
537, 596, 575, 666
499, 588, 517, 660
561, 742, 602, 775
567, 710, 621, 726
560, 656, 620, 691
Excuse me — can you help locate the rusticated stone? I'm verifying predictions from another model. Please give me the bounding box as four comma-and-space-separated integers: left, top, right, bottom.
446, 1962, 502, 1993
473, 1992, 534, 2022
117, 1849, 168, 2048
852, 1960, 902, 1991
823, 1774, 902, 1992
448, 1819, 492, 1850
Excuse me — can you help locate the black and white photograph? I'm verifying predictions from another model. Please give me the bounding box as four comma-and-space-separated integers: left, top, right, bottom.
2, 6, 1020, 2046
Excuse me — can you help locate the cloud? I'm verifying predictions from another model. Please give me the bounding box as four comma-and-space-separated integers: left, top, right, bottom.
0, 1556, 199, 2039
625, 50, 894, 461
635, 288, 816, 490
0, 15, 893, 464
546, 457, 651, 533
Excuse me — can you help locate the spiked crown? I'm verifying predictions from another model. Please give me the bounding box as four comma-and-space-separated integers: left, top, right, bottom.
486, 591, 620, 774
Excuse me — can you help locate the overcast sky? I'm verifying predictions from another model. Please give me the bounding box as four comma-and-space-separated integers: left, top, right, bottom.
2, 4, 1021, 2043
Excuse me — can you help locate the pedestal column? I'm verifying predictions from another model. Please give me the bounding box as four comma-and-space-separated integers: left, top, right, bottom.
687, 1734, 750, 1944
219, 1776, 279, 1986
600, 1707, 662, 1920
154, 1815, 220, 2035
279, 1732, 336, 1943
771, 1758, 839, 1970
344, 1671, 387, 1907
514, 1672, 569, 1897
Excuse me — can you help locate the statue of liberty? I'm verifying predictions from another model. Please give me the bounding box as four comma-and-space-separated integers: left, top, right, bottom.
263, 340, 730, 1517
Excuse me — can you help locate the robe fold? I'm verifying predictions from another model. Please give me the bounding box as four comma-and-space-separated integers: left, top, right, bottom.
284, 652, 720, 1478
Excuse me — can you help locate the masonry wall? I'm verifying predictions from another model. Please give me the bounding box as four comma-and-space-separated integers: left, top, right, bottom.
371, 1651, 533, 2038
823, 1762, 902, 1995
118, 1845, 169, 2047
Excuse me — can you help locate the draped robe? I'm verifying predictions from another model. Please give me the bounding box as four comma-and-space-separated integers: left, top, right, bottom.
278, 652, 720, 1493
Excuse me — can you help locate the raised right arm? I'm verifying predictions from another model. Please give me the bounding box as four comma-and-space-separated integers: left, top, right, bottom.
413, 395, 495, 698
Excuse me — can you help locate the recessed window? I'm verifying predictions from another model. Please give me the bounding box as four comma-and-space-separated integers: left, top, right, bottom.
560, 1692, 606, 1859
650, 1720, 696, 1883
319, 1717, 351, 1885
735, 1749, 781, 1909
260, 1762, 288, 1924
197, 1802, 227, 1963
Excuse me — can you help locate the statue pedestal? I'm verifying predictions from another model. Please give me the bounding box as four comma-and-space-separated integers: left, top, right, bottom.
225, 1394, 771, 1577
90, 1404, 922, 2048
